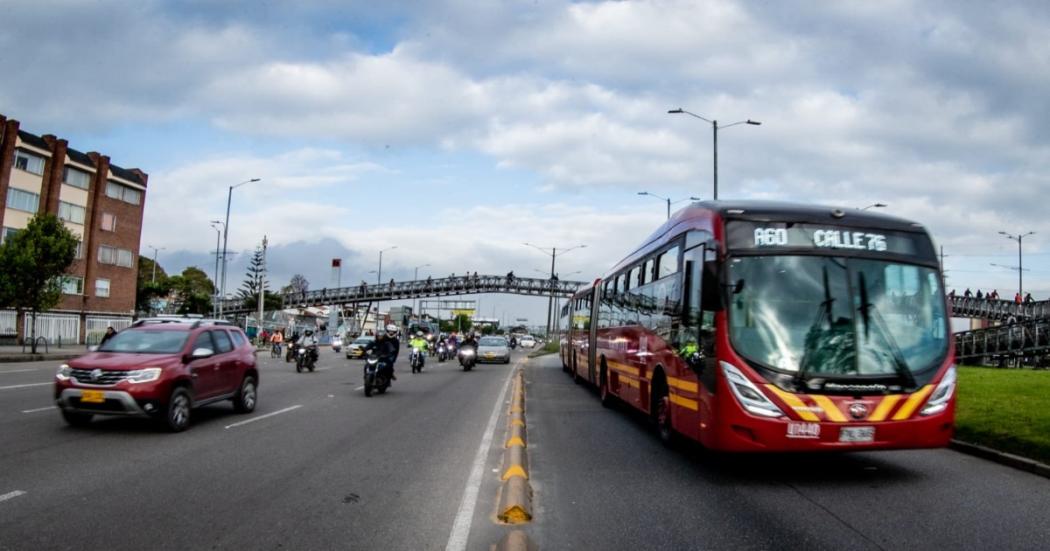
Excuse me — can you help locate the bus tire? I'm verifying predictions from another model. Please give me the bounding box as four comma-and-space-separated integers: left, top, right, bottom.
652, 376, 674, 446
599, 364, 614, 408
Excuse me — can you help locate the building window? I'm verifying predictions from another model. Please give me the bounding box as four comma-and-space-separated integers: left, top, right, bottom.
75, 241, 83, 259
1, 227, 20, 245
63, 166, 91, 189
6, 188, 39, 213
106, 181, 142, 205
14, 149, 46, 175
61, 276, 84, 295
95, 278, 110, 298
58, 201, 86, 224
117, 249, 133, 268
98, 245, 133, 268
101, 213, 116, 231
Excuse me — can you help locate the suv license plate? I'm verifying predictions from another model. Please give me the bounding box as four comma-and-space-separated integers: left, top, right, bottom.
81, 390, 105, 403
839, 426, 875, 443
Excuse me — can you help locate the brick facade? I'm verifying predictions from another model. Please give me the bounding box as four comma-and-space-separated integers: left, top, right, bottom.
0, 113, 148, 344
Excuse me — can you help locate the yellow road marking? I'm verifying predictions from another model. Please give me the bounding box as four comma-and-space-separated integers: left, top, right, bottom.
892, 385, 934, 420
765, 385, 820, 422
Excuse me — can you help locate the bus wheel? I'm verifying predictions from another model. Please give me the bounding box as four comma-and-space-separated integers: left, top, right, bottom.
599, 365, 614, 408
653, 382, 674, 446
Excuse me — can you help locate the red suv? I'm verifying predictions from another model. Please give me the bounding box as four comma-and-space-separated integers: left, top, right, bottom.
55, 318, 259, 432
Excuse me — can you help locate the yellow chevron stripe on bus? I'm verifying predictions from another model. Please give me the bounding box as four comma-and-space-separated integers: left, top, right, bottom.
764, 385, 820, 422
607, 361, 640, 377
667, 377, 699, 393
868, 395, 903, 422
669, 393, 699, 411
892, 385, 934, 420
809, 395, 847, 423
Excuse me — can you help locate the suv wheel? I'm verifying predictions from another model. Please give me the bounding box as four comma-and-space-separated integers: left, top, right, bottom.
164, 387, 192, 432
61, 409, 93, 427
233, 375, 257, 413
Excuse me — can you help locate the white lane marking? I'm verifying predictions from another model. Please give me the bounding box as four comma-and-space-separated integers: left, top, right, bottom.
354, 385, 364, 391
21, 406, 56, 414
223, 405, 302, 429
0, 382, 51, 391
0, 369, 39, 374
445, 363, 517, 551
0, 490, 26, 503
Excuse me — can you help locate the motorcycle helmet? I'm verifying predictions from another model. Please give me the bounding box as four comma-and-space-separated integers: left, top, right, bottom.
305, 330, 314, 336
385, 324, 399, 337
416, 331, 423, 337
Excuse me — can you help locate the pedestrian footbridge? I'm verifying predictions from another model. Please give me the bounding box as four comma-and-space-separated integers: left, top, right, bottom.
219, 274, 587, 315
950, 296, 1050, 366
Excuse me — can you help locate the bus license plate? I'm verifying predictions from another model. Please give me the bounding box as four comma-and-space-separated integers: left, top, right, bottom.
81, 390, 105, 403
839, 426, 875, 443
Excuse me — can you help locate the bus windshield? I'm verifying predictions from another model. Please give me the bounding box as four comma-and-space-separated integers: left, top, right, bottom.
727, 255, 947, 379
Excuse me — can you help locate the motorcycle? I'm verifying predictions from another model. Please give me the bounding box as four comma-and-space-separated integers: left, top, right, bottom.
458, 346, 476, 371
286, 342, 296, 363
437, 343, 449, 362
295, 345, 317, 373
410, 346, 426, 373
363, 352, 392, 397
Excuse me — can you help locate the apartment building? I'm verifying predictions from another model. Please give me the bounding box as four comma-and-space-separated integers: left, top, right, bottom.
0, 114, 148, 345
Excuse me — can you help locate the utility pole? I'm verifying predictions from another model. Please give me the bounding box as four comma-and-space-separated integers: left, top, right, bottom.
257, 235, 267, 342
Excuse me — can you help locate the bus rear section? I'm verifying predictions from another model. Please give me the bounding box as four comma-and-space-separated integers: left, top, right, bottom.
590, 201, 957, 452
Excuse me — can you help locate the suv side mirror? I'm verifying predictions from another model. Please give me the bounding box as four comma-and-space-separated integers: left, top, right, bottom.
190, 347, 214, 359
88, 345, 99, 352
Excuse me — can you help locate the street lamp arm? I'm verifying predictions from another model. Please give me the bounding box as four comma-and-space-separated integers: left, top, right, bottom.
719, 119, 760, 130
668, 108, 713, 124
556, 244, 587, 257
523, 242, 553, 257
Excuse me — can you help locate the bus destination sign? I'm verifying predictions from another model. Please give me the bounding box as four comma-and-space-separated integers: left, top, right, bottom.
727, 221, 933, 258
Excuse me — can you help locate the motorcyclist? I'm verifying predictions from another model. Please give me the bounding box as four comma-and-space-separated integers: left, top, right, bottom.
460, 332, 479, 351
298, 329, 319, 366
364, 324, 401, 380
409, 331, 429, 355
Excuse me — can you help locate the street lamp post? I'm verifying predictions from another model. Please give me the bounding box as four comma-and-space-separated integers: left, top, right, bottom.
524, 242, 586, 337
412, 263, 430, 322
219, 178, 260, 317
668, 108, 760, 200
210, 221, 223, 317
637, 191, 702, 219
377, 246, 397, 285
999, 231, 1035, 296
147, 245, 165, 284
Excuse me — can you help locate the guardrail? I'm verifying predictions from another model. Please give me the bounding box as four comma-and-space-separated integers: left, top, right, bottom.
954, 318, 1050, 365
220, 275, 586, 315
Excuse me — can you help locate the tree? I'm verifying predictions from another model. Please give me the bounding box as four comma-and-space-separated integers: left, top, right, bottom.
168, 267, 214, 315
439, 314, 473, 333
136, 256, 171, 313
286, 273, 309, 295
0, 214, 78, 352
238, 246, 267, 301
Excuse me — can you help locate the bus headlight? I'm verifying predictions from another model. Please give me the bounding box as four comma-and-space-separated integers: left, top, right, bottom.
721, 361, 784, 418
920, 365, 956, 416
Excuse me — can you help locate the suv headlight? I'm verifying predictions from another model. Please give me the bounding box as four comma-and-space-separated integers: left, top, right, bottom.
126, 367, 163, 384
920, 365, 956, 416
721, 361, 785, 418
56, 364, 72, 381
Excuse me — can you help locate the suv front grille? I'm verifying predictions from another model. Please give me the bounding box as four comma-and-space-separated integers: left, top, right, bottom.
71, 368, 130, 385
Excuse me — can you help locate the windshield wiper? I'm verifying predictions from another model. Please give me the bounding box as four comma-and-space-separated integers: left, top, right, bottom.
795, 266, 835, 389
857, 272, 917, 389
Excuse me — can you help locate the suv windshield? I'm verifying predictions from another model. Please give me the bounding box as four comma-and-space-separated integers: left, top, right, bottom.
98, 329, 190, 354
480, 337, 505, 346
727, 255, 947, 378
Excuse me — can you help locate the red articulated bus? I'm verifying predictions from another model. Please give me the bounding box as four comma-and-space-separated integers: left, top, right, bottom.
561, 200, 956, 451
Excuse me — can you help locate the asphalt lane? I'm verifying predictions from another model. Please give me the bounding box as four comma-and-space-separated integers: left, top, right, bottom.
521, 354, 1050, 550
0, 348, 523, 551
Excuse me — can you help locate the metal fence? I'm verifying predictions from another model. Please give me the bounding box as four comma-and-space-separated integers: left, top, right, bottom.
949, 296, 1050, 321
23, 312, 79, 346
85, 316, 134, 345
0, 310, 16, 336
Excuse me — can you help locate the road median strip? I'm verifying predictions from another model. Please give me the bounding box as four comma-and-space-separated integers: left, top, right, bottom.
493, 529, 538, 551
496, 368, 534, 526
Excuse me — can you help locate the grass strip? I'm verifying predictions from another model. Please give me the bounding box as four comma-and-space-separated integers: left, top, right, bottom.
955, 366, 1050, 465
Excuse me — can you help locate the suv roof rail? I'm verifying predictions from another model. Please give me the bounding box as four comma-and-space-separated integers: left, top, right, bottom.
131, 317, 235, 329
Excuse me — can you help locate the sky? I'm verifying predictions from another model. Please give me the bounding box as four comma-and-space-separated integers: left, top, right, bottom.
3, 0, 1049, 326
